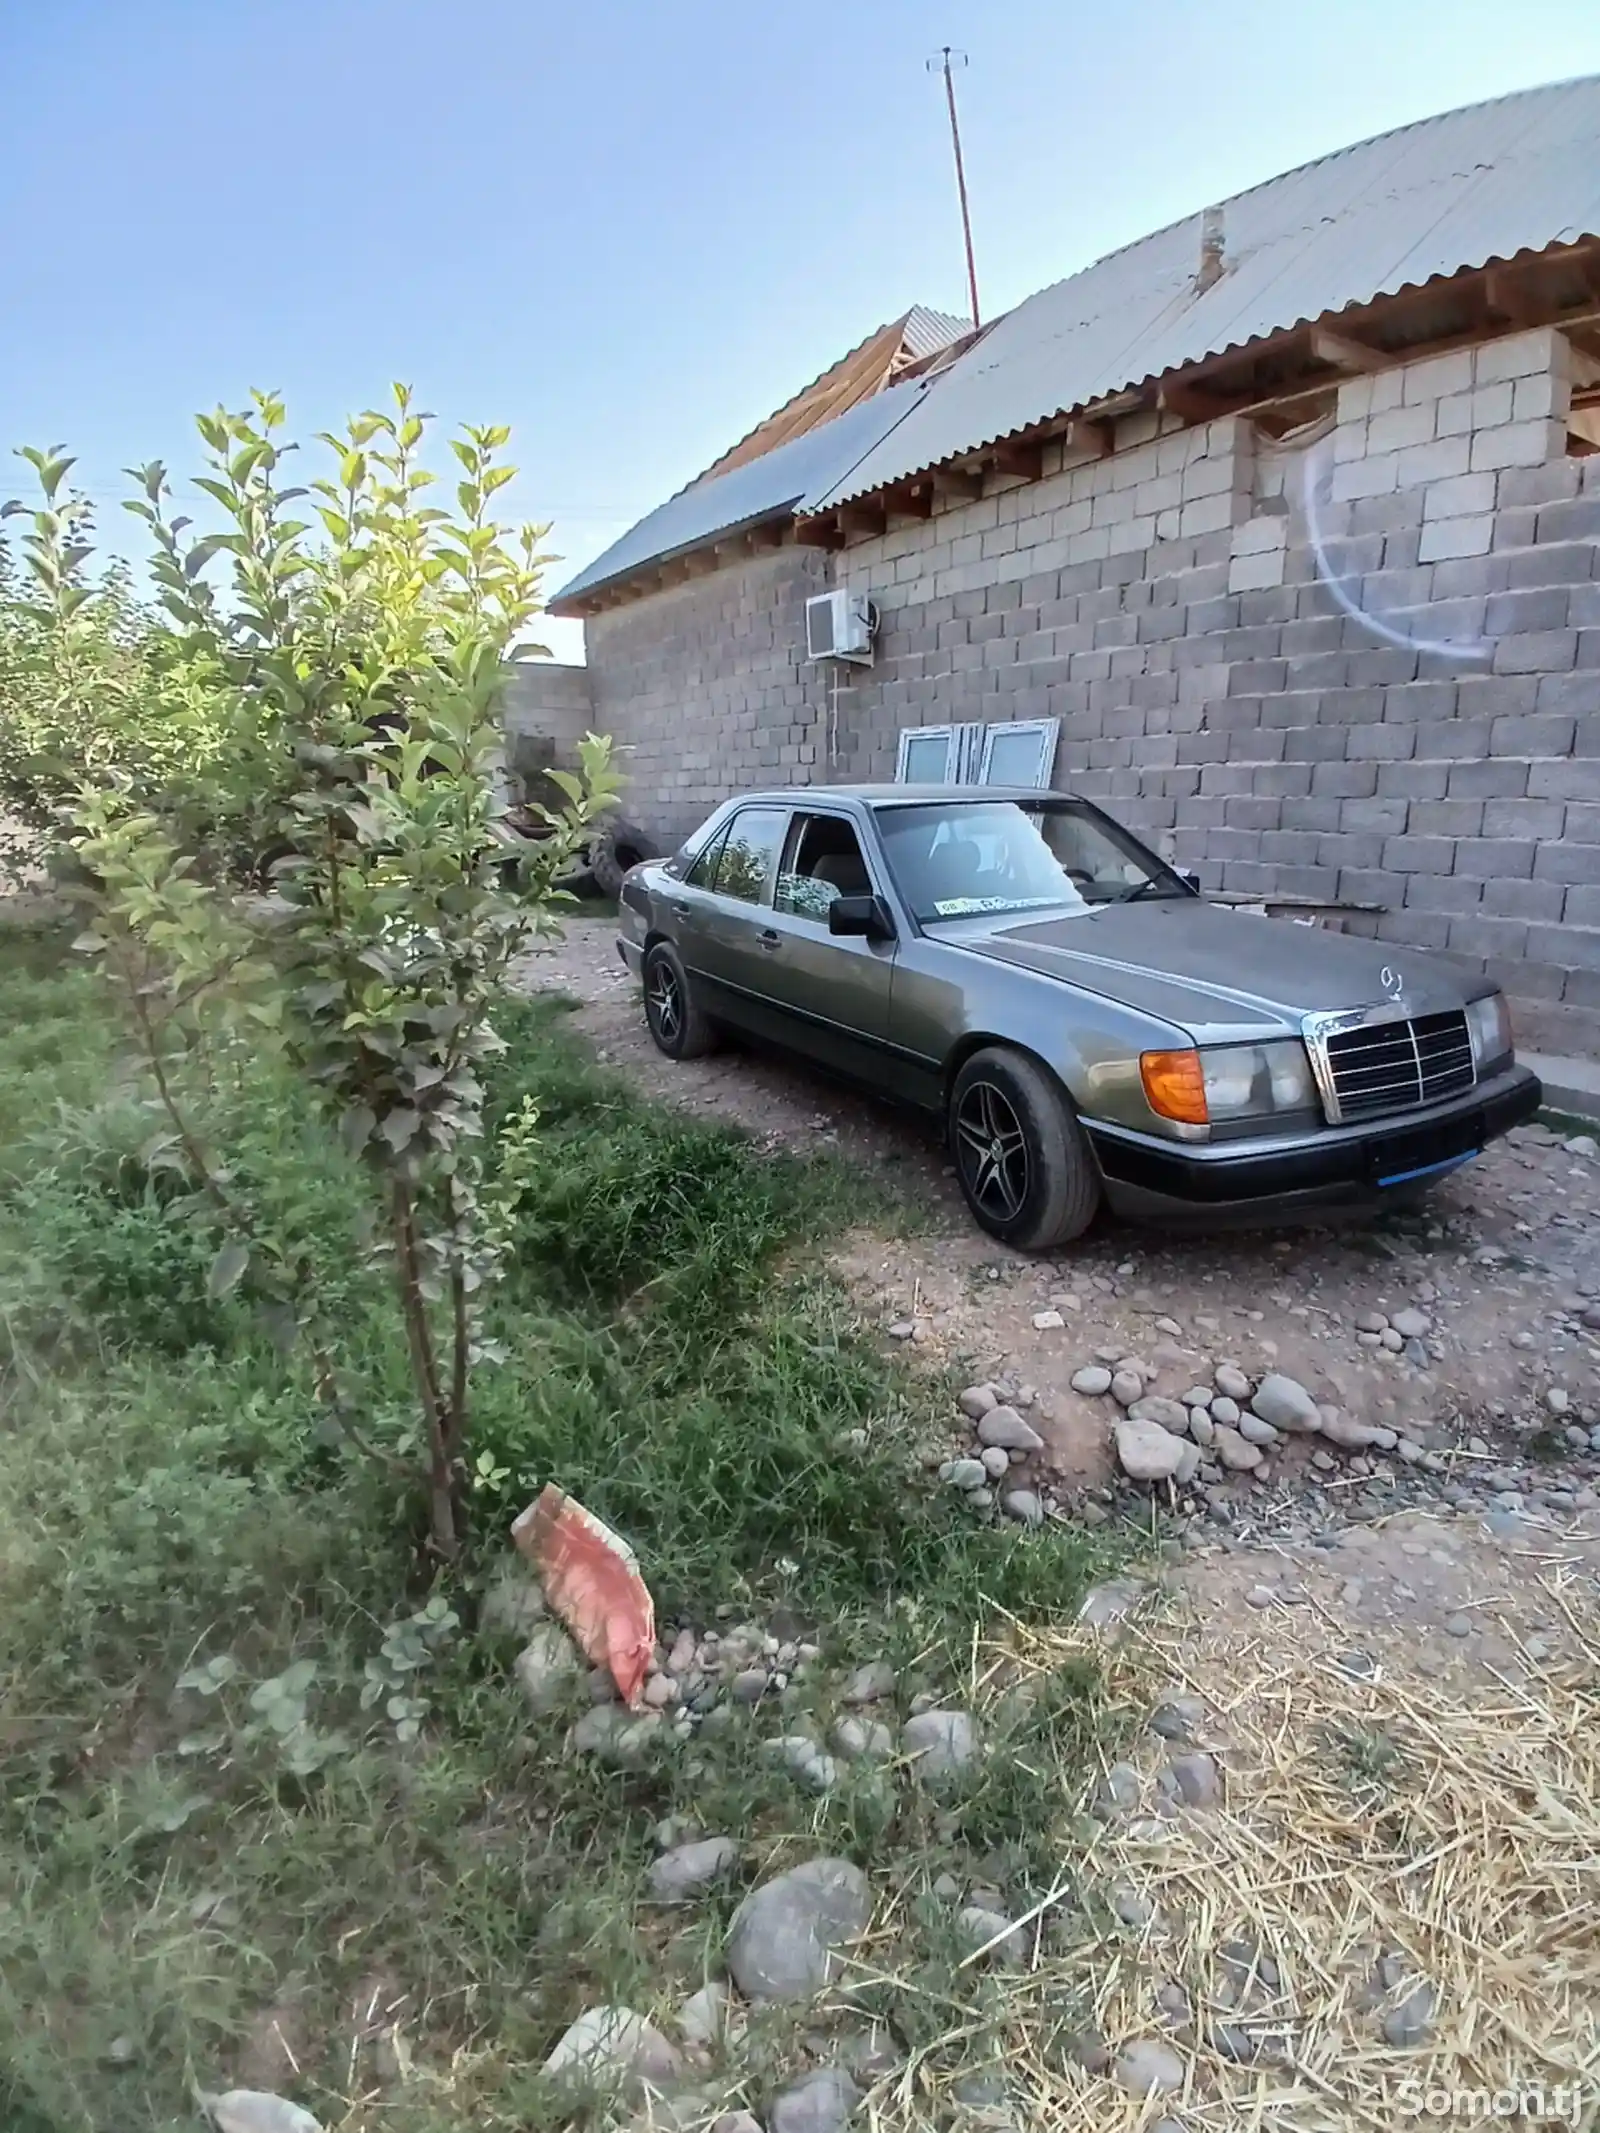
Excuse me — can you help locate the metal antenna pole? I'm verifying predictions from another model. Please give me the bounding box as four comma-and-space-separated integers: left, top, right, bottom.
928, 46, 980, 328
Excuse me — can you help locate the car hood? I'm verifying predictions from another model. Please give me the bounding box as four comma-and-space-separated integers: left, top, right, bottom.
953, 899, 1470, 1042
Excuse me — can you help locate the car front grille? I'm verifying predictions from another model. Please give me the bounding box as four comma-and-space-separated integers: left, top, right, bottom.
1324, 1009, 1475, 1121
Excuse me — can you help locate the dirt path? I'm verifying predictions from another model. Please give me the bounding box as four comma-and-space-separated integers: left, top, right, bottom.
514, 915, 1600, 1533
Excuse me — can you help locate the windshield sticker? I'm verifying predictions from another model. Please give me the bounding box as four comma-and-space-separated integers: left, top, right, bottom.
932, 895, 1062, 918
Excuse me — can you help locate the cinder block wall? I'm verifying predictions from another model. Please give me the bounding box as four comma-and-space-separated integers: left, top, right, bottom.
829, 326, 1600, 1054
501, 660, 594, 754
583, 546, 834, 846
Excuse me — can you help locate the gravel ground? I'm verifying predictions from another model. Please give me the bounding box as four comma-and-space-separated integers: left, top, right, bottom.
514, 915, 1600, 1549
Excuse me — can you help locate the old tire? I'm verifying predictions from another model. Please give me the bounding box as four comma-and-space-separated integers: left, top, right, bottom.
949, 1046, 1101, 1251
591, 819, 660, 900
642, 940, 718, 1060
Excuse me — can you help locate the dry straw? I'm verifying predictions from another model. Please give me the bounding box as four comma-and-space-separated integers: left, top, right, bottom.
857, 1579, 1599, 2131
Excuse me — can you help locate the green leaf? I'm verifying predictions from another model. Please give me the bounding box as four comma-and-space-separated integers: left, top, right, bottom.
207, 1239, 250, 1298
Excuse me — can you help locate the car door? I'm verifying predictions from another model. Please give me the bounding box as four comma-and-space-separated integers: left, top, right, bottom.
762, 808, 898, 1081
683, 804, 794, 1040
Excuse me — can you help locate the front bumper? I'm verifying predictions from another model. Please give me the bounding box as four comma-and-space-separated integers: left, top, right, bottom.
1085, 1063, 1541, 1224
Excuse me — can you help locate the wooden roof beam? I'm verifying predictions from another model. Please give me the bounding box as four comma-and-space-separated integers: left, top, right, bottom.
840, 500, 889, 537
886, 482, 935, 521
931, 467, 983, 501
795, 513, 845, 550
1310, 326, 1389, 374
990, 441, 1043, 481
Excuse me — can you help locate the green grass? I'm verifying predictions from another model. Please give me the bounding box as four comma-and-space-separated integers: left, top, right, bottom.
0, 924, 1124, 2132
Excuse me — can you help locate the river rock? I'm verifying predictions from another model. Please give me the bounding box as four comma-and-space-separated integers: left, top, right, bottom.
1210, 1426, 1263, 1472
1238, 1413, 1279, 1447
1250, 1374, 1321, 1433
941, 1458, 989, 1492
768, 2067, 861, 2133
977, 1407, 1044, 1453
726, 1859, 872, 2001
544, 2007, 682, 2090
1114, 2039, 1185, 2096
902, 1707, 978, 1777
1214, 1364, 1252, 1402
649, 1837, 739, 1901
1128, 1395, 1191, 1434
1071, 1365, 1113, 1396
1116, 1418, 1188, 1481
840, 1660, 895, 1705
1111, 1368, 1145, 1406
514, 1624, 584, 1713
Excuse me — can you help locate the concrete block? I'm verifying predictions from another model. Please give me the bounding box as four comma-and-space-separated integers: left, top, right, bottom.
1418, 514, 1493, 561
1375, 759, 1450, 799
1469, 418, 1565, 472
1491, 710, 1577, 755
1530, 758, 1600, 801
1487, 587, 1575, 636
1411, 798, 1485, 836
1533, 840, 1600, 885
1481, 798, 1568, 840
1453, 838, 1536, 880
1332, 454, 1401, 502
1513, 370, 1572, 423
1529, 923, 1600, 973
1420, 470, 1498, 520
1382, 835, 1456, 874
1475, 327, 1561, 385
1492, 630, 1577, 675
1447, 916, 1529, 960
1447, 757, 1530, 799
1403, 873, 1486, 916
1397, 435, 1471, 488
1499, 460, 1582, 507
1368, 403, 1436, 454
1404, 348, 1476, 404
1481, 876, 1568, 922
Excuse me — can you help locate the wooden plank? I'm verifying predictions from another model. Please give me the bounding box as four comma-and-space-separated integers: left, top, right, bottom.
932, 468, 984, 500
887, 483, 934, 520
1310, 326, 1388, 374
990, 441, 1042, 481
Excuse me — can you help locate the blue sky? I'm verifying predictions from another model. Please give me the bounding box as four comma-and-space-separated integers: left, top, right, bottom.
5, 0, 1600, 660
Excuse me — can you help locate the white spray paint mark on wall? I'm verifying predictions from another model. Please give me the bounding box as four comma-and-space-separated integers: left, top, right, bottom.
1299, 433, 1494, 666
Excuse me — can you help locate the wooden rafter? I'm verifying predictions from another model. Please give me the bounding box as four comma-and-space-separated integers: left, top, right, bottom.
1310, 326, 1388, 374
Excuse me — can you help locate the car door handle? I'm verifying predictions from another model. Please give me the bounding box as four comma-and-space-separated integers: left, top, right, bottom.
758, 929, 781, 950
670, 901, 691, 920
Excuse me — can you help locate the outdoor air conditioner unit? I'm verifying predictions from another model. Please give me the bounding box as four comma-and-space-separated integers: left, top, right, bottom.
805, 588, 876, 665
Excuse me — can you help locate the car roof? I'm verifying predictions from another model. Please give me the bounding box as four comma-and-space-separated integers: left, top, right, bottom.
723, 784, 1081, 810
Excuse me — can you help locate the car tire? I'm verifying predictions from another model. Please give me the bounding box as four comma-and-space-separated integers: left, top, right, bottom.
591, 820, 660, 901
642, 940, 718, 1060
949, 1046, 1101, 1251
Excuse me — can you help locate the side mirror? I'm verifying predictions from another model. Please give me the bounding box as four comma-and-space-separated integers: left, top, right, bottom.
1177, 869, 1200, 892
828, 892, 896, 942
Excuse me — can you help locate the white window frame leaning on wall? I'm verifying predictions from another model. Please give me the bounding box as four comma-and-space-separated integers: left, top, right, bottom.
895, 718, 1059, 788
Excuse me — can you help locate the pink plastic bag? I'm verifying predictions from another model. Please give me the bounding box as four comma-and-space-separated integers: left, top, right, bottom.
511, 1484, 656, 1709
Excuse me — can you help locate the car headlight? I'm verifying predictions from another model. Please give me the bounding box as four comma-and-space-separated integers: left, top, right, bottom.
1141, 1040, 1317, 1128
1465, 991, 1512, 1070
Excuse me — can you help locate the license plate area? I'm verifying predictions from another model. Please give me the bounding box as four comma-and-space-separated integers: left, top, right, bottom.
1368, 1114, 1485, 1188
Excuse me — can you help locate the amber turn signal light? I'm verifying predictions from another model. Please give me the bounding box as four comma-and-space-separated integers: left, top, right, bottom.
1141, 1048, 1209, 1125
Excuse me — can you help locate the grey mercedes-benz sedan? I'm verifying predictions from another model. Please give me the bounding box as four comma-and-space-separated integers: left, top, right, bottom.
615, 786, 1541, 1249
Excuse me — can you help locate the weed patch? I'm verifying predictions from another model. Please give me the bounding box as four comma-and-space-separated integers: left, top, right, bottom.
0, 931, 1125, 2130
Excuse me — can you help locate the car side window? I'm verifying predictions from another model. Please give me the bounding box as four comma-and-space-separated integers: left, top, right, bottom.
709, 807, 788, 905
774, 813, 873, 923
684, 821, 730, 889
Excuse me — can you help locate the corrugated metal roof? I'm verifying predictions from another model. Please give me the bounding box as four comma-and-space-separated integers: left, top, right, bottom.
899, 305, 971, 360
806, 75, 1600, 512
549, 379, 925, 608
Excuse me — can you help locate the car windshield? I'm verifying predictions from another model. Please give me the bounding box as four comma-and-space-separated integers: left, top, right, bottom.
874, 799, 1186, 925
